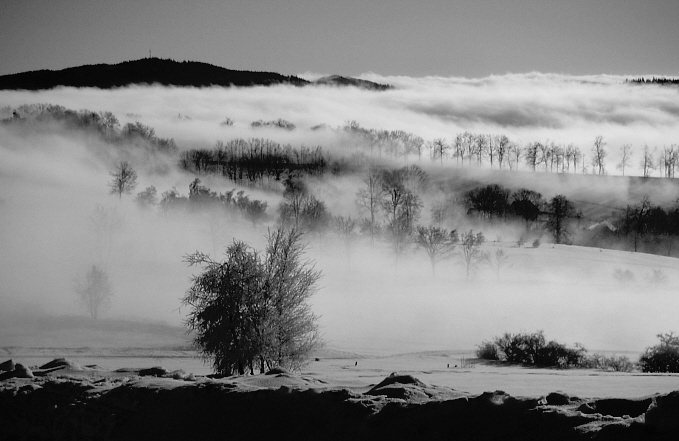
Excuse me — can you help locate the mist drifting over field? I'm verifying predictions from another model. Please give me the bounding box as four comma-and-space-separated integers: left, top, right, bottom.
1, 73, 678, 355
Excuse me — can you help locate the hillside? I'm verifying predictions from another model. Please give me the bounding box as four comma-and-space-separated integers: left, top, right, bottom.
0, 58, 393, 91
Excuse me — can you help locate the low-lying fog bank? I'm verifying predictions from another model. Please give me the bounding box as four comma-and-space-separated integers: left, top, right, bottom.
2, 77, 678, 362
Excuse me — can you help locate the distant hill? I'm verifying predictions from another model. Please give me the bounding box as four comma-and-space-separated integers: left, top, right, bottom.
0, 58, 309, 90
313, 74, 393, 90
0, 58, 393, 91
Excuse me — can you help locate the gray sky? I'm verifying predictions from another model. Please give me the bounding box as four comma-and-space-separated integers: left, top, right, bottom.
2, 0, 678, 77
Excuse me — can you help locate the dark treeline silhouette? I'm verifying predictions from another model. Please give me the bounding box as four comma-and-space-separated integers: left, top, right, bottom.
628, 77, 679, 86
145, 179, 269, 227
461, 182, 679, 255
179, 139, 354, 187
1, 103, 177, 155
608, 197, 679, 256
314, 75, 393, 91
0, 58, 394, 91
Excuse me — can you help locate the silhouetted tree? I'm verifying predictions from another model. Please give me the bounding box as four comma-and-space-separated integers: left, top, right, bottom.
524, 142, 540, 171
90, 204, 123, 265
459, 230, 487, 280
279, 178, 309, 227
464, 184, 510, 220
640, 145, 655, 177
74, 265, 113, 320
617, 144, 633, 176
487, 248, 510, 280
415, 225, 458, 275
546, 195, 576, 244
108, 161, 138, 199
510, 189, 543, 229
591, 136, 607, 175
159, 187, 189, 214
334, 215, 357, 267
356, 166, 383, 244
381, 168, 422, 261
299, 196, 331, 236
135, 186, 157, 209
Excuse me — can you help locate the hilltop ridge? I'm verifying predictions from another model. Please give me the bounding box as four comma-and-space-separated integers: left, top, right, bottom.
0, 58, 392, 91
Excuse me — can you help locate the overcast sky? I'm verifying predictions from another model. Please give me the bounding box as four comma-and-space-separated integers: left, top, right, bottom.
2, 0, 678, 78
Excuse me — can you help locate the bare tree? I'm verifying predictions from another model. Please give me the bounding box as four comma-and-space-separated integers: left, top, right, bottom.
640, 145, 656, 177
90, 204, 123, 265
495, 135, 510, 170
547, 195, 576, 244
135, 186, 158, 209
108, 161, 139, 199
487, 248, 510, 280
430, 138, 448, 164
509, 143, 522, 170
662, 146, 677, 178
98, 111, 120, 138
571, 146, 582, 173
617, 144, 633, 176
459, 230, 488, 280
334, 215, 357, 267
279, 177, 308, 227
415, 225, 458, 275
355, 166, 383, 245
591, 136, 607, 175
74, 265, 113, 320
524, 142, 539, 171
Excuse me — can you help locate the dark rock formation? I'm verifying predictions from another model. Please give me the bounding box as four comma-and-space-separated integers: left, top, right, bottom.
0, 359, 15, 372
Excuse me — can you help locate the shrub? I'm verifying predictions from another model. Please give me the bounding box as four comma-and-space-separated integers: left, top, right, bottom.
476, 341, 499, 360
251, 118, 296, 130
646, 269, 668, 286
613, 268, 635, 284
516, 236, 526, 247
532, 238, 541, 248
639, 332, 679, 373
490, 330, 586, 367
581, 353, 636, 372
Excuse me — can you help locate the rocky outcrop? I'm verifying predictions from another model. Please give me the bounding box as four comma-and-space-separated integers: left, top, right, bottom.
0, 362, 33, 380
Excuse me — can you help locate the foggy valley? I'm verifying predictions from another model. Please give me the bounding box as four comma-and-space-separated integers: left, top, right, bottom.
1, 74, 678, 359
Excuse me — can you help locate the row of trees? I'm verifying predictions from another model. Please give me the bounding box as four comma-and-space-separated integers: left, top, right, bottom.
612, 196, 679, 255
2, 103, 178, 154
342, 122, 679, 178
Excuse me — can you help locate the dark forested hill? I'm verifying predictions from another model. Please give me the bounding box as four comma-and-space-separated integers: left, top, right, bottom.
0, 58, 310, 90
0, 58, 393, 91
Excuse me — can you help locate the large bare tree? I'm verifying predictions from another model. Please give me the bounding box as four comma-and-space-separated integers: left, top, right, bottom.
617, 144, 633, 176
415, 226, 458, 275
591, 136, 607, 175
108, 161, 138, 199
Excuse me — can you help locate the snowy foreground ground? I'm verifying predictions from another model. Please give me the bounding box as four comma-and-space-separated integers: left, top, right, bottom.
2, 348, 679, 440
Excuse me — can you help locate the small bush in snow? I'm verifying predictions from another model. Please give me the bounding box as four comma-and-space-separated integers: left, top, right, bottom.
613, 268, 635, 284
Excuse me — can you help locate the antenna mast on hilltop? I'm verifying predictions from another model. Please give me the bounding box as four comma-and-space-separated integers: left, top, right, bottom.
149, 49, 152, 59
